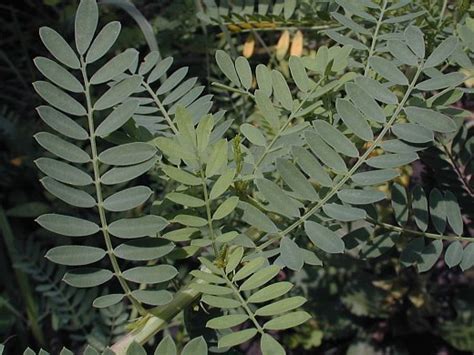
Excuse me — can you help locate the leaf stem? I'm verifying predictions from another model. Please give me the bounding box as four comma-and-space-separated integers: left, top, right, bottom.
200, 168, 219, 256
143, 81, 179, 135
364, 0, 388, 77
80, 57, 146, 315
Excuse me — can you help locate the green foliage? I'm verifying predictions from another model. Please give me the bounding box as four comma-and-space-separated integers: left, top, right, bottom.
1, 0, 473, 354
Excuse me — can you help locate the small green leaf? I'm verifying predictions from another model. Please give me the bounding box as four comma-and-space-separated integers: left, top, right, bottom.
86, 21, 121, 64
207, 314, 248, 330
240, 123, 266, 146
166, 192, 205, 207
256, 178, 301, 218
429, 188, 446, 234
387, 40, 418, 66
202, 295, 241, 309
261, 334, 285, 355
75, 0, 98, 55
46, 245, 105, 266
126, 342, 146, 355
460, 244, 474, 271
304, 221, 345, 254
103, 186, 152, 212
95, 99, 139, 137
345, 83, 386, 123
240, 265, 280, 291
276, 158, 318, 201
263, 311, 311, 330
215, 50, 240, 86
272, 70, 293, 111
34, 57, 83, 93
191, 283, 232, 296
391, 183, 409, 226
280, 238, 304, 271
206, 139, 228, 177
445, 241, 463, 268
148, 57, 173, 84
404, 107, 457, 133
322, 203, 366, 222
35, 132, 90, 163
355, 77, 398, 104
255, 89, 280, 130
131, 290, 173, 306
404, 26, 425, 58
122, 265, 178, 284
313, 120, 359, 157
444, 191, 463, 235
239, 201, 279, 234
424, 36, 458, 68
417, 240, 443, 273
162, 165, 201, 186
289, 56, 312, 92
213, 196, 239, 220
41, 177, 96, 208
113, 238, 174, 261
108, 215, 168, 239
338, 188, 385, 205
154, 336, 177, 355
218, 329, 257, 349
335, 98, 373, 141
225, 247, 244, 274
34, 81, 86, 116
415, 72, 466, 91
37, 214, 99, 237
156, 67, 188, 95
255, 296, 307, 317
191, 270, 226, 284
412, 185, 429, 232
369, 56, 408, 85
210, 169, 235, 200
247, 281, 293, 303
36, 157, 92, 186
94, 76, 142, 111
351, 169, 399, 186
90, 49, 138, 85
233, 256, 266, 282
173, 215, 207, 227
92, 294, 124, 308
182, 337, 207, 355
292, 146, 333, 187
101, 158, 157, 185
256, 64, 272, 96
98, 142, 156, 166
235, 56, 252, 90
305, 131, 348, 173
63, 268, 113, 288
366, 152, 418, 169
392, 123, 434, 143
37, 106, 88, 140
39, 27, 80, 69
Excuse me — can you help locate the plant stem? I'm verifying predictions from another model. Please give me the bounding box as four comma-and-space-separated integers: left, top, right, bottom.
143, 81, 179, 135
258, 63, 425, 250
200, 168, 219, 256
367, 217, 473, 242
80, 57, 146, 315
438, 0, 448, 28
364, 0, 388, 77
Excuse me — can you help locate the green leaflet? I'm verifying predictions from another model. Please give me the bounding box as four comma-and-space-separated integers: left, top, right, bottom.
416, 72, 466, 91
313, 120, 359, 157
404, 26, 425, 58
424, 36, 458, 68
63, 268, 113, 288
206, 314, 248, 329
41, 177, 96, 208
418, 240, 443, 273
304, 221, 345, 254
233, 256, 266, 282
305, 130, 348, 173
351, 169, 399, 185
34, 57, 83, 93
37, 214, 99, 237
345, 83, 386, 123
335, 98, 373, 141
338, 188, 385, 205
240, 265, 280, 291
33, 81, 86, 116
215, 50, 240, 87
218, 329, 258, 348
39, 27, 80, 69
173, 215, 207, 227
93, 294, 124, 309
108, 215, 168, 239
354, 77, 398, 104
387, 40, 419, 66
75, 0, 98, 55
130, 290, 173, 306
255, 89, 280, 129
331, 12, 370, 35
445, 241, 463, 268
263, 311, 311, 330
166, 192, 205, 207
103, 186, 152, 212
126, 342, 146, 355
255, 296, 307, 316
225, 247, 244, 274
412, 185, 429, 232
46, 245, 105, 266
444, 191, 463, 235
213, 196, 239, 220
156, 67, 189, 95
368, 56, 409, 85
161, 164, 201, 186
35, 132, 90, 163
98, 142, 156, 166
90, 49, 138, 85
261, 334, 285, 355
147, 57, 174, 84
289, 56, 312, 92
235, 56, 252, 90
114, 238, 174, 261
206, 139, 228, 177
404, 107, 457, 133
154, 336, 177, 355
280, 237, 304, 271
181, 337, 207, 355
122, 265, 178, 284
276, 158, 318, 201
391, 183, 409, 226
256, 64, 272, 96
271, 70, 293, 111
86, 21, 121, 64
240, 123, 266, 146
391, 123, 434, 143
256, 178, 301, 218
429, 188, 446, 234
95, 99, 139, 137
292, 146, 333, 187
101, 157, 157, 185
323, 203, 366, 222
365, 152, 418, 169
247, 282, 293, 303
202, 295, 241, 309
191, 283, 232, 296
35, 158, 92, 186
94, 75, 142, 110
460, 244, 474, 271
37, 106, 88, 140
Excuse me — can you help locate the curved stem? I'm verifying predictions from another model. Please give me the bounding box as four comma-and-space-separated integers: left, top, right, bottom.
80, 57, 146, 315
367, 217, 473, 242
142, 81, 179, 135
258, 63, 425, 250
364, 0, 388, 77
